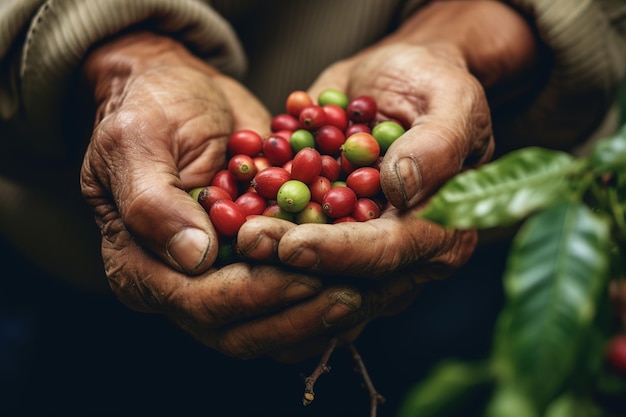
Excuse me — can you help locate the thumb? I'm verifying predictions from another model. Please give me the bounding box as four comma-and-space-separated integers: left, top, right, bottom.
379, 76, 494, 210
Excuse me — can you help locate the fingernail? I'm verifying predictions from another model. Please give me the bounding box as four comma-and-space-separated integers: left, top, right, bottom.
284, 247, 319, 269
282, 279, 320, 303
167, 228, 210, 273
396, 157, 422, 207
322, 291, 361, 327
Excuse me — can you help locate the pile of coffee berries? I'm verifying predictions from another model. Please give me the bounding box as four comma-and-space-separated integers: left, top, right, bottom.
189, 88, 406, 240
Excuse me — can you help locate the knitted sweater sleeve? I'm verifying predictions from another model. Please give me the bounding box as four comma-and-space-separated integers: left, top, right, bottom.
0, 0, 245, 159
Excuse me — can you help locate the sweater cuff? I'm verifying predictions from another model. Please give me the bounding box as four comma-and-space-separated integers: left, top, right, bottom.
16, 0, 246, 159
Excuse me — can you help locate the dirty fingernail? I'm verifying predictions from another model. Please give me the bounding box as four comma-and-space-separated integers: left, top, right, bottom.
285, 247, 319, 269
322, 292, 361, 327
396, 157, 422, 206
282, 279, 320, 303
167, 228, 210, 273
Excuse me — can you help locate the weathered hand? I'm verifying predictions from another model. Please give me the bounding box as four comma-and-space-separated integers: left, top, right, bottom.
78, 32, 362, 360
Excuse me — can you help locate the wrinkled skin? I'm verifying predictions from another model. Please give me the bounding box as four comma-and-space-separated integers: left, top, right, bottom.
80, 1, 539, 362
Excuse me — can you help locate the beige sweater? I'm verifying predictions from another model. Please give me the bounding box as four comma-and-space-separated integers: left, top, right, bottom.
0, 0, 625, 288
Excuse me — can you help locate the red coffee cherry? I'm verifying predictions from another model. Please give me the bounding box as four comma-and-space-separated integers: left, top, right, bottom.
351, 198, 380, 222
299, 105, 327, 131
228, 154, 258, 182
322, 104, 348, 131
291, 147, 322, 185
262, 134, 293, 166
251, 166, 291, 200
197, 185, 233, 213
235, 191, 267, 216
322, 186, 357, 218
210, 199, 247, 237
346, 167, 381, 197
346, 95, 377, 124
210, 169, 239, 200
310, 175, 332, 204
314, 125, 345, 156
271, 113, 300, 132
228, 129, 263, 157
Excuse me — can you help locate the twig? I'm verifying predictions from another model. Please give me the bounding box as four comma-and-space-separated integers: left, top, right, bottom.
348, 342, 385, 417
302, 337, 338, 406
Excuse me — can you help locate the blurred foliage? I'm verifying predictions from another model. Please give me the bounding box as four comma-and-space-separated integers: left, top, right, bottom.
403, 120, 626, 417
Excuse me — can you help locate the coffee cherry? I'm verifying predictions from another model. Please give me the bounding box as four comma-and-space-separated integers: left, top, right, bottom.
263, 203, 295, 222
210, 199, 247, 237
228, 129, 263, 157
341, 132, 380, 167
320, 155, 341, 181
271, 113, 300, 132
310, 175, 332, 204
295, 202, 327, 224
197, 185, 233, 213
210, 169, 239, 200
286, 90, 314, 118
346, 167, 381, 197
371, 120, 405, 153
322, 104, 349, 131
299, 105, 327, 130
228, 154, 258, 182
277, 180, 311, 213
606, 334, 626, 373
345, 123, 371, 136
322, 186, 357, 218
262, 134, 293, 166
314, 125, 345, 156
351, 198, 380, 222
346, 95, 377, 123
289, 129, 316, 153
235, 191, 267, 216
291, 147, 322, 185
251, 167, 291, 200
317, 88, 349, 109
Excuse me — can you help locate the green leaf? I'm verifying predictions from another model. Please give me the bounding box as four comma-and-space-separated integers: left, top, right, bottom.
396, 360, 493, 417
419, 147, 580, 229
544, 393, 603, 417
589, 122, 626, 174
493, 201, 612, 410
483, 384, 538, 417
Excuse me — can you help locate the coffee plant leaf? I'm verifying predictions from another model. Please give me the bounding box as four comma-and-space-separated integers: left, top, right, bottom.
396, 360, 493, 417
544, 393, 604, 417
418, 147, 580, 229
492, 201, 611, 410
589, 122, 626, 174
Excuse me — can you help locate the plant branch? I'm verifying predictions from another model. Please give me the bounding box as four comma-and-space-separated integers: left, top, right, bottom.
302, 337, 338, 406
348, 342, 385, 417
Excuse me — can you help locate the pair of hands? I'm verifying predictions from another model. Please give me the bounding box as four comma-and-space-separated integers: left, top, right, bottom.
79, 1, 538, 361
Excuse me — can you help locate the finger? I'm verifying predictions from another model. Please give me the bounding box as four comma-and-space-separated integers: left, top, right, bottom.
210, 286, 362, 359
306, 60, 354, 103
276, 207, 477, 277
101, 219, 322, 326
213, 74, 273, 135
236, 216, 298, 261
378, 69, 495, 209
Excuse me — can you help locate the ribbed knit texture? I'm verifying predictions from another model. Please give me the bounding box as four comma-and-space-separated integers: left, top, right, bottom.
3, 0, 246, 158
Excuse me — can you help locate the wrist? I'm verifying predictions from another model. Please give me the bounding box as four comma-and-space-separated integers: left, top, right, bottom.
385, 1, 540, 90
82, 31, 218, 106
